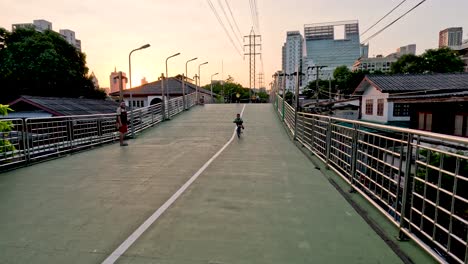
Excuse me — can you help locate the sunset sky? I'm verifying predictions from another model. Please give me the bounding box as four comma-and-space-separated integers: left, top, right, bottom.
1, 0, 467, 89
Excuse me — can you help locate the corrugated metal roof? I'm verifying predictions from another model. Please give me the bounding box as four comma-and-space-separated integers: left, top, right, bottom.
11, 96, 119, 116
354, 73, 468, 93
390, 91, 468, 100
109, 77, 214, 96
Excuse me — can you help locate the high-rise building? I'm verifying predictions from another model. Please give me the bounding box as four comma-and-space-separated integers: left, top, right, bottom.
360, 44, 369, 59
281, 31, 303, 91
12, 19, 52, 32
90, 72, 99, 88
12, 19, 82, 51
110, 69, 128, 94
59, 29, 82, 51
304, 20, 361, 79
397, 44, 416, 56
439, 27, 463, 48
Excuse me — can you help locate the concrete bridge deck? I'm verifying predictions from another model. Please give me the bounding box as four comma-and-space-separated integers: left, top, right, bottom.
0, 104, 412, 263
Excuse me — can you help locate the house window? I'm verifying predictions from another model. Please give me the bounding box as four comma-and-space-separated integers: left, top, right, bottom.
365, 99, 373, 115
393, 104, 410, 116
377, 99, 384, 116
454, 114, 468, 137
418, 112, 433, 131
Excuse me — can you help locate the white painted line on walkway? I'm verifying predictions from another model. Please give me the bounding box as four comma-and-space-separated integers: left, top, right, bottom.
102, 104, 247, 264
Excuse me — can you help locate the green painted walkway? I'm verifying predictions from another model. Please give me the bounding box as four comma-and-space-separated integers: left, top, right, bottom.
1, 104, 403, 263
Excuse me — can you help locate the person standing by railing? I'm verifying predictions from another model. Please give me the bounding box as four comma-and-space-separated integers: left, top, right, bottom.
116, 101, 129, 146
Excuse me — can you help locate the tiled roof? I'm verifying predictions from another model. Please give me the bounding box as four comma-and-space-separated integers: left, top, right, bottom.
109, 77, 214, 96
10, 96, 119, 116
354, 73, 468, 94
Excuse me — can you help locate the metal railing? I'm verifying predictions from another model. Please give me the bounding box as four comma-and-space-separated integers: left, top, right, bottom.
275, 94, 468, 264
0, 93, 196, 170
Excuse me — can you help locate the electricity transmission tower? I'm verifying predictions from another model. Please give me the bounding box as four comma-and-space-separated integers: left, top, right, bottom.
258, 72, 264, 90
244, 28, 261, 103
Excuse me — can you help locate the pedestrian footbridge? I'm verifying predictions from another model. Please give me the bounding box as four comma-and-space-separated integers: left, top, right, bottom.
0, 97, 466, 263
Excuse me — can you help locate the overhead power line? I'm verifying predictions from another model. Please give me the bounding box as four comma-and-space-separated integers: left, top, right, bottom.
217, 0, 243, 47
224, 0, 243, 40
206, 0, 243, 55
361, 0, 408, 36
361, 0, 427, 44
248, 0, 260, 33
252, 0, 261, 33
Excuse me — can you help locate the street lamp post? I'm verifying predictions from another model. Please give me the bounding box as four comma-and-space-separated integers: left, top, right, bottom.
184, 57, 198, 110
198, 62, 208, 104
128, 43, 151, 138
210, 72, 219, 103
165, 52, 181, 120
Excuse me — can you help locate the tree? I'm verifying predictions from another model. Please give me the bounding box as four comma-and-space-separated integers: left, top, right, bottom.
391, 48, 464, 74
202, 76, 250, 102
421, 48, 465, 73
391, 54, 424, 74
257, 91, 269, 102
330, 66, 370, 96
333, 65, 351, 85
0, 27, 105, 103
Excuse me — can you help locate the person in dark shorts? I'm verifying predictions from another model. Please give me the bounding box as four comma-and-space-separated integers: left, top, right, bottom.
116, 101, 128, 146
233, 113, 244, 138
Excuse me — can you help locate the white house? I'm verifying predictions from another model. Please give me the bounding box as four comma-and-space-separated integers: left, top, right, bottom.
353, 73, 468, 126
109, 77, 215, 107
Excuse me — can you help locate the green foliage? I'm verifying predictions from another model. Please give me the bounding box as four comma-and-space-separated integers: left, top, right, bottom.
391, 48, 464, 74
202, 75, 252, 102
391, 54, 424, 74
0, 27, 105, 103
331, 66, 370, 96
0, 104, 15, 155
257, 91, 269, 101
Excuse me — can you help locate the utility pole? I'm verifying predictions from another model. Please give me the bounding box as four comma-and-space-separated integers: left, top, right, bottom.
310, 65, 327, 104
244, 28, 261, 103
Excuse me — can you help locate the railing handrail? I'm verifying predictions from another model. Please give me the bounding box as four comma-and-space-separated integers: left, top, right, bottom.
298, 111, 468, 145
0, 93, 197, 170
274, 93, 467, 264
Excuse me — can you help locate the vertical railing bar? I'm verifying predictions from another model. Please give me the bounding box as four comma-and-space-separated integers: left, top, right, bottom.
432, 153, 444, 241
399, 133, 413, 239
448, 157, 460, 254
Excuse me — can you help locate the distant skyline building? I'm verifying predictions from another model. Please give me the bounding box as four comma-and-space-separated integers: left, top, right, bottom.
110, 69, 127, 94
397, 44, 416, 56
439, 27, 463, 48
304, 20, 361, 79
59, 29, 81, 51
12, 19, 82, 51
353, 55, 397, 73
90, 72, 99, 88
281, 31, 303, 91
360, 44, 369, 59
12, 19, 52, 32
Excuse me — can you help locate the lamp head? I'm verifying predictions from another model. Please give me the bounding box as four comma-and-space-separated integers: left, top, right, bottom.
140, 44, 150, 49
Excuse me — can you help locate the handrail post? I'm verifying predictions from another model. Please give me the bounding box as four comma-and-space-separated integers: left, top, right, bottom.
24, 119, 31, 164
293, 69, 300, 140
68, 117, 74, 151
325, 118, 332, 165
349, 123, 359, 192
282, 95, 285, 122
398, 133, 414, 240
139, 109, 143, 131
